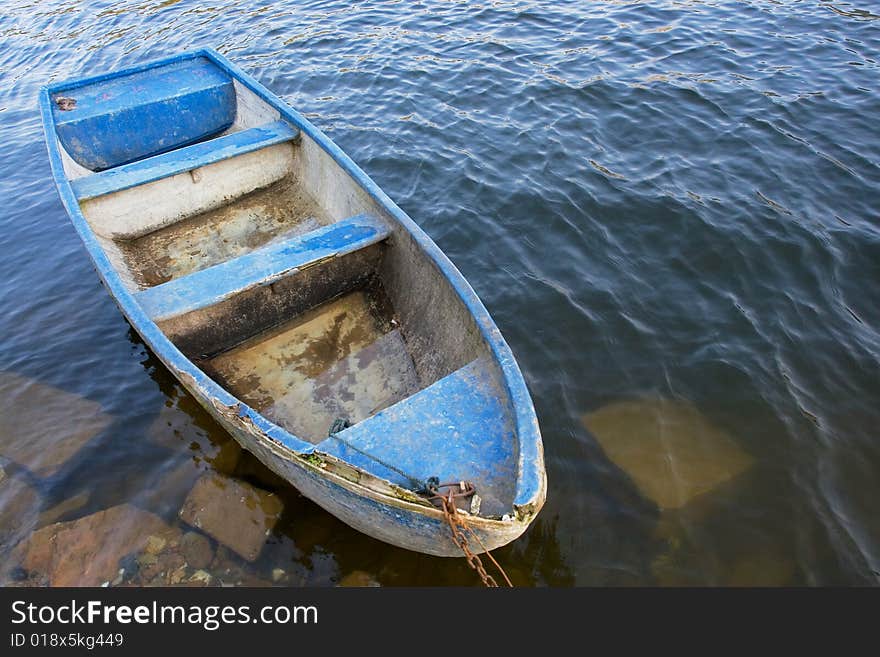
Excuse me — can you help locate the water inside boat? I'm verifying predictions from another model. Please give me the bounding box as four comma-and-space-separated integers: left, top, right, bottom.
202, 285, 420, 443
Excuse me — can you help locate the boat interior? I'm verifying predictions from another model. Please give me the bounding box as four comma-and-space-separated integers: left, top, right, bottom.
48, 54, 519, 516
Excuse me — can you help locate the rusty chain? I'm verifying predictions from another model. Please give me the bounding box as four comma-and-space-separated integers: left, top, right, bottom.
425, 480, 513, 587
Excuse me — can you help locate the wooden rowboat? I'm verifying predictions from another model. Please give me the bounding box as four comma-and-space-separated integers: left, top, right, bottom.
40, 49, 545, 556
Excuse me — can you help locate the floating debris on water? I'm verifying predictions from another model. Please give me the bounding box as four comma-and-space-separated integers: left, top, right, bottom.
582, 397, 753, 510
0, 372, 112, 477
179, 473, 283, 562
588, 158, 627, 180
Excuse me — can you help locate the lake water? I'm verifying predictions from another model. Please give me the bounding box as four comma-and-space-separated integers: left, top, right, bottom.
1, 0, 878, 586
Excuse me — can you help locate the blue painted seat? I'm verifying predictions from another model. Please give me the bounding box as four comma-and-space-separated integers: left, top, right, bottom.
315, 357, 518, 516
53, 57, 236, 171
71, 120, 299, 201
135, 214, 391, 321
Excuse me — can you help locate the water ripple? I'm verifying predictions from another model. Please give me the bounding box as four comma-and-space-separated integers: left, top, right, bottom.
0, 0, 878, 585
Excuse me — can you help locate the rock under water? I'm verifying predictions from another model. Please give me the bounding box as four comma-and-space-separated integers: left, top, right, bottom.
582, 397, 753, 510
0, 372, 112, 477
178, 473, 283, 562
15, 503, 181, 586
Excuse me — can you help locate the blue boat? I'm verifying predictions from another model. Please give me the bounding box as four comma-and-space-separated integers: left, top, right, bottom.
39, 49, 545, 556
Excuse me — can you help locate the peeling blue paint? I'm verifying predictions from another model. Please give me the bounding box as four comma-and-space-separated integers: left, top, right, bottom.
136, 213, 389, 321
72, 120, 298, 200
53, 56, 235, 171
317, 357, 517, 516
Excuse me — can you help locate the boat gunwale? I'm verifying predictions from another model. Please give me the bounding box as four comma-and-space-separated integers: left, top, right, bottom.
39, 47, 546, 518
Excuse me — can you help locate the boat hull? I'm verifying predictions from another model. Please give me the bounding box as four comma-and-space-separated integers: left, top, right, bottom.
40, 48, 546, 557
165, 353, 529, 557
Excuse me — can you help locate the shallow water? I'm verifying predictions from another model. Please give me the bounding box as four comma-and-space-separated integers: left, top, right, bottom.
1, 0, 879, 585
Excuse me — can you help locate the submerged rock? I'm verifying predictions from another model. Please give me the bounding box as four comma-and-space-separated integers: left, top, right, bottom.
0, 467, 41, 533
338, 570, 381, 587
180, 531, 214, 569
188, 569, 213, 586
723, 550, 796, 587
37, 490, 90, 528
144, 535, 168, 556
148, 403, 242, 474
651, 532, 796, 587
135, 552, 159, 581
179, 473, 283, 562
233, 451, 292, 492
0, 468, 42, 583
582, 397, 752, 510
134, 457, 202, 519
169, 565, 187, 585
18, 504, 181, 587
0, 372, 112, 477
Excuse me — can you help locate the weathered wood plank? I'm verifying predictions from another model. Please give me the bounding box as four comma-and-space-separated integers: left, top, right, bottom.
316, 357, 518, 517
134, 213, 390, 321
71, 120, 299, 200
